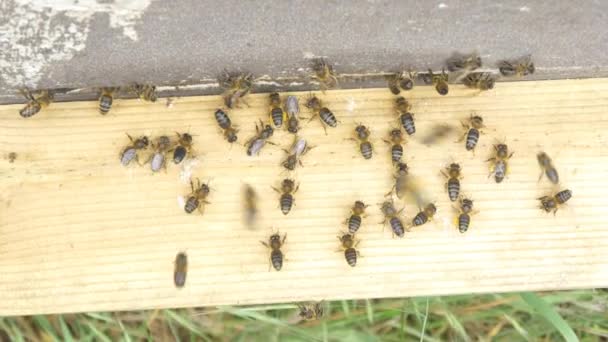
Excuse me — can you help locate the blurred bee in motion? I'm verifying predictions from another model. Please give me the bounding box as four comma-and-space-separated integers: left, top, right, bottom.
214, 109, 238, 143
174, 252, 187, 288
422, 69, 449, 96
446, 52, 482, 73
338, 233, 360, 267
261, 232, 286, 271
350, 124, 373, 159
380, 201, 406, 238
538, 189, 572, 215
120, 134, 149, 166
19, 89, 54, 118
487, 142, 514, 183
311, 58, 338, 91
98, 87, 118, 115
272, 178, 299, 215
246, 120, 275, 156
184, 178, 211, 214
218, 71, 254, 108
346, 200, 367, 234
420, 124, 455, 146
269, 92, 286, 128
305, 95, 337, 133
537, 152, 559, 184
243, 184, 258, 228
499, 55, 535, 77
173, 132, 194, 164
297, 302, 324, 321
388, 162, 409, 199
386, 71, 416, 94
441, 163, 462, 202
463, 72, 496, 91
460, 114, 485, 152
411, 203, 437, 227
455, 197, 476, 233
130, 83, 157, 102
384, 128, 406, 163
148, 135, 171, 173
284, 95, 302, 134
394, 97, 415, 136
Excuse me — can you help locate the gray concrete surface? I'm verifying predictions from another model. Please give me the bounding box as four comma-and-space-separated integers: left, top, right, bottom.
1, 0, 607, 103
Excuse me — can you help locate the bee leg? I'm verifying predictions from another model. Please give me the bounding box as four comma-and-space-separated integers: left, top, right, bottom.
322, 124, 328, 135
260, 241, 269, 248
197, 205, 206, 215
271, 186, 281, 194
538, 170, 544, 182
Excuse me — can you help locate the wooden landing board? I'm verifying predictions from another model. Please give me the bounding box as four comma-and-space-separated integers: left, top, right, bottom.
1, 79, 608, 315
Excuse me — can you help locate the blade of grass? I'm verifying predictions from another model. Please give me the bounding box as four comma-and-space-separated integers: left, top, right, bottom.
419, 297, 429, 342
503, 314, 530, 341
365, 299, 374, 324
33, 316, 60, 342
114, 318, 132, 342
84, 322, 112, 342
164, 310, 209, 341
444, 311, 470, 342
520, 292, 579, 342
58, 316, 74, 342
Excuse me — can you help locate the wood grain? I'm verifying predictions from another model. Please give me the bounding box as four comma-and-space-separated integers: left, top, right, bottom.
1, 79, 608, 315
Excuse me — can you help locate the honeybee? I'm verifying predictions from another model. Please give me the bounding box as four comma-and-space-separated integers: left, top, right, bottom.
120, 134, 149, 166
537, 152, 559, 184
289, 136, 313, 157
214, 109, 238, 143
487, 143, 514, 183
173, 132, 194, 164
311, 58, 338, 91
386, 71, 416, 94
411, 203, 437, 227
441, 163, 462, 202
395, 96, 412, 113
538, 189, 572, 214
394, 97, 415, 136
282, 137, 312, 171
350, 124, 373, 159
246, 120, 274, 156
422, 69, 449, 96
98, 87, 118, 115
184, 178, 211, 214
218, 71, 254, 108
284, 95, 301, 134
297, 302, 324, 321
174, 252, 187, 288
388, 162, 410, 199
460, 114, 485, 152
130, 83, 157, 102
419, 124, 455, 146
243, 184, 258, 228
19, 89, 53, 118
380, 201, 406, 237
499, 55, 535, 77
272, 179, 299, 215
338, 233, 360, 267
269, 92, 286, 128
148, 135, 172, 172
463, 72, 496, 91
446, 52, 482, 73
261, 232, 286, 271
455, 197, 476, 233
384, 128, 406, 163
346, 201, 367, 234
305, 95, 337, 133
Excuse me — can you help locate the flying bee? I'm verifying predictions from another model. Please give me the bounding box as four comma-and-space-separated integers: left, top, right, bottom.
311, 58, 338, 91
269, 92, 286, 128
174, 252, 187, 288
384, 128, 406, 163
422, 69, 449, 96
419, 124, 455, 146
284, 95, 301, 134
297, 302, 324, 321
305, 95, 337, 133
243, 184, 258, 228
19, 89, 53, 118
246, 120, 275, 156
499, 55, 535, 77
538, 189, 572, 215
350, 124, 373, 159
446, 52, 482, 73
380, 201, 406, 237
441, 163, 462, 202
346, 200, 368, 234
120, 134, 149, 166
537, 152, 559, 184
460, 114, 485, 152
98, 87, 118, 115
272, 179, 299, 215
455, 197, 476, 233
411, 203, 437, 227
130, 83, 157, 102
386, 71, 416, 94
148, 135, 172, 172
184, 178, 211, 214
338, 233, 360, 267
218, 71, 254, 108
487, 143, 514, 183
173, 132, 194, 164
261, 232, 286, 271
214, 109, 238, 143
463, 72, 496, 91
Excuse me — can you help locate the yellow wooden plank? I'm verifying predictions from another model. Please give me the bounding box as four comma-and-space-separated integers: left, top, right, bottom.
1, 78, 607, 315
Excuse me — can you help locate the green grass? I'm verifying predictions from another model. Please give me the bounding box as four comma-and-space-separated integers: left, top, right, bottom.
1, 290, 607, 341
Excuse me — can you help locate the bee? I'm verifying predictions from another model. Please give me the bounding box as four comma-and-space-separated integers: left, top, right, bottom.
184, 178, 211, 214
463, 72, 496, 91
455, 197, 476, 233
282, 137, 312, 171
130, 83, 157, 102
297, 302, 324, 320
388, 162, 410, 199
386, 71, 416, 94
19, 89, 53, 118
173, 132, 193, 164
243, 184, 258, 228
261, 232, 286, 271
538, 189, 572, 214
98, 87, 118, 115
311, 58, 338, 91
446, 52, 482, 72
338, 233, 360, 267
380, 201, 406, 237
420, 124, 455, 146
305, 95, 337, 133
120, 134, 149, 166
149, 135, 172, 172
487, 143, 514, 183
247, 120, 274, 156
214, 109, 238, 143
499, 55, 535, 77
350, 124, 373, 159
174, 252, 187, 288
219, 71, 254, 108
346, 200, 367, 234
441, 163, 462, 202
411, 203, 437, 227
395, 97, 415, 136
267, 92, 286, 128
423, 69, 449, 96
537, 152, 559, 184
384, 128, 406, 163
272, 179, 299, 215
460, 114, 485, 152
285, 95, 301, 134
395, 96, 412, 113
